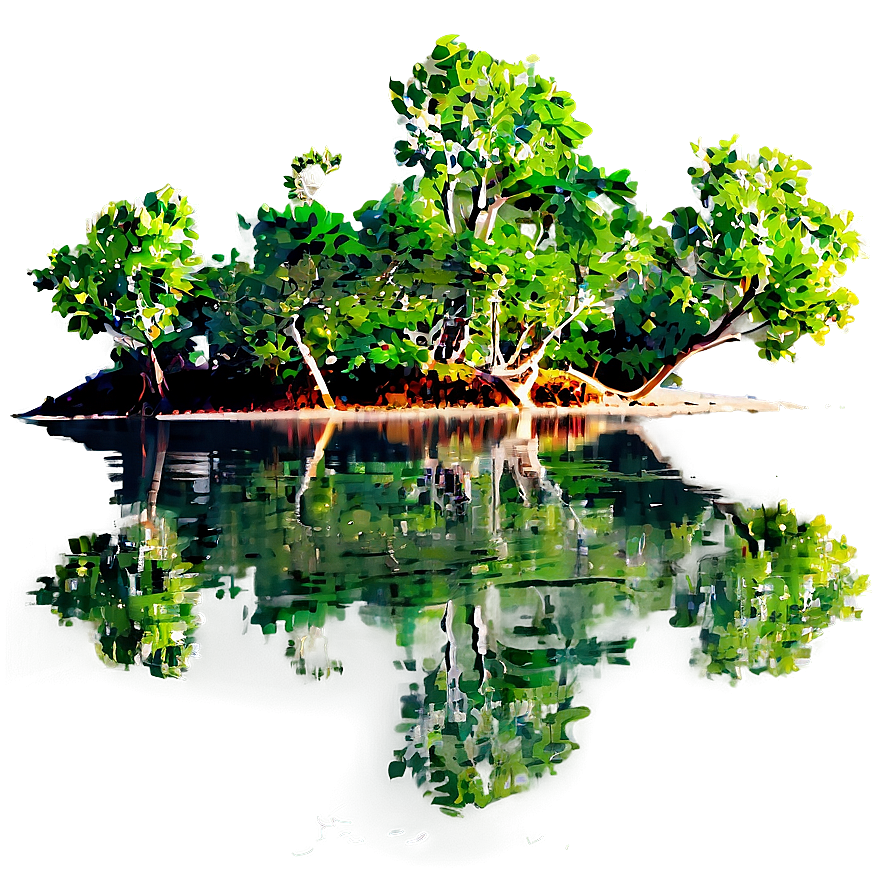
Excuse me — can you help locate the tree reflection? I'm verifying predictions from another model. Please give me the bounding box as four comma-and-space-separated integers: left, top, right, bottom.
34, 512, 209, 678
687, 503, 866, 678
31, 416, 868, 808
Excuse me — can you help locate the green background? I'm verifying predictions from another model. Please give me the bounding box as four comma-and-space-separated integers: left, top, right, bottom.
2, 1, 891, 891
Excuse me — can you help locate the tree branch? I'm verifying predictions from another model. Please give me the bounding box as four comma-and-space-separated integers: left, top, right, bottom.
693, 256, 746, 284
488, 293, 505, 368
504, 322, 534, 368
699, 275, 759, 347
534, 294, 596, 359
447, 320, 471, 363
652, 247, 692, 278
149, 345, 167, 394
464, 361, 534, 407
487, 295, 594, 381
377, 258, 400, 283
103, 323, 144, 352
464, 166, 494, 231
603, 331, 744, 401
469, 294, 598, 407
440, 179, 456, 232
739, 321, 770, 337
568, 333, 741, 400
284, 315, 335, 409
473, 195, 508, 241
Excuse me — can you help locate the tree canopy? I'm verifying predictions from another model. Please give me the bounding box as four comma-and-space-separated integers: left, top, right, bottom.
29, 36, 861, 412
31, 187, 205, 399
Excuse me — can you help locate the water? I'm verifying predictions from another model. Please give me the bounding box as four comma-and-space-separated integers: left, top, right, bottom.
4, 410, 891, 890
4, 2, 892, 885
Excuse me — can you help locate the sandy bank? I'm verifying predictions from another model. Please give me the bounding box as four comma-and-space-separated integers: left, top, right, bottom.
22, 388, 802, 422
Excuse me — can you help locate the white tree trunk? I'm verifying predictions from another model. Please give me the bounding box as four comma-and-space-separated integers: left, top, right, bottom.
286, 316, 335, 409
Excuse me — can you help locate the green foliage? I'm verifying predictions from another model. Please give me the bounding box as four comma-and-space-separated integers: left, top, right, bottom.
393, 655, 596, 812
34, 517, 201, 678
31, 186, 204, 354
667, 137, 860, 361
392, 35, 587, 169
693, 503, 866, 678
387, 36, 640, 377
229, 433, 867, 703
204, 201, 371, 375
34, 420, 868, 809
285, 147, 342, 204
31, 41, 860, 404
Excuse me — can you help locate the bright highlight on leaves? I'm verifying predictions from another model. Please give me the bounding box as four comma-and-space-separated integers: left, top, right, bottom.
29, 39, 861, 414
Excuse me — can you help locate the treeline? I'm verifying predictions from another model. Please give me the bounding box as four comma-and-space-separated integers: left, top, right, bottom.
30, 36, 860, 413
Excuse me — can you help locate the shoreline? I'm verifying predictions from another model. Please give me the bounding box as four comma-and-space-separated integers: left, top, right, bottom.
18, 388, 804, 422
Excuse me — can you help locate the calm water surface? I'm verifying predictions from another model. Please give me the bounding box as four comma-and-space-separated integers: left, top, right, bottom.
5, 411, 886, 890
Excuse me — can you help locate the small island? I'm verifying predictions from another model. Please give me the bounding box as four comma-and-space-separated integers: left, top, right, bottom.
24, 36, 859, 418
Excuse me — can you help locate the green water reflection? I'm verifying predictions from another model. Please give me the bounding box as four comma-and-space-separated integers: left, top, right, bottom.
31, 414, 867, 813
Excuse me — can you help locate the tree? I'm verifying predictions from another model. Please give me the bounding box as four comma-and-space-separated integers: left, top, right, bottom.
29, 40, 861, 413
586, 137, 861, 396
30, 186, 206, 410
385, 35, 638, 405
378, 46, 859, 403
204, 199, 362, 408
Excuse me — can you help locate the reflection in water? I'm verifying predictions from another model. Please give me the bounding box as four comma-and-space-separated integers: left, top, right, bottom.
34, 517, 206, 678
30, 414, 867, 813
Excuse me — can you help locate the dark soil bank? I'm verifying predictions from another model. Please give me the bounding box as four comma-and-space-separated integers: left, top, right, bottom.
20, 363, 597, 418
